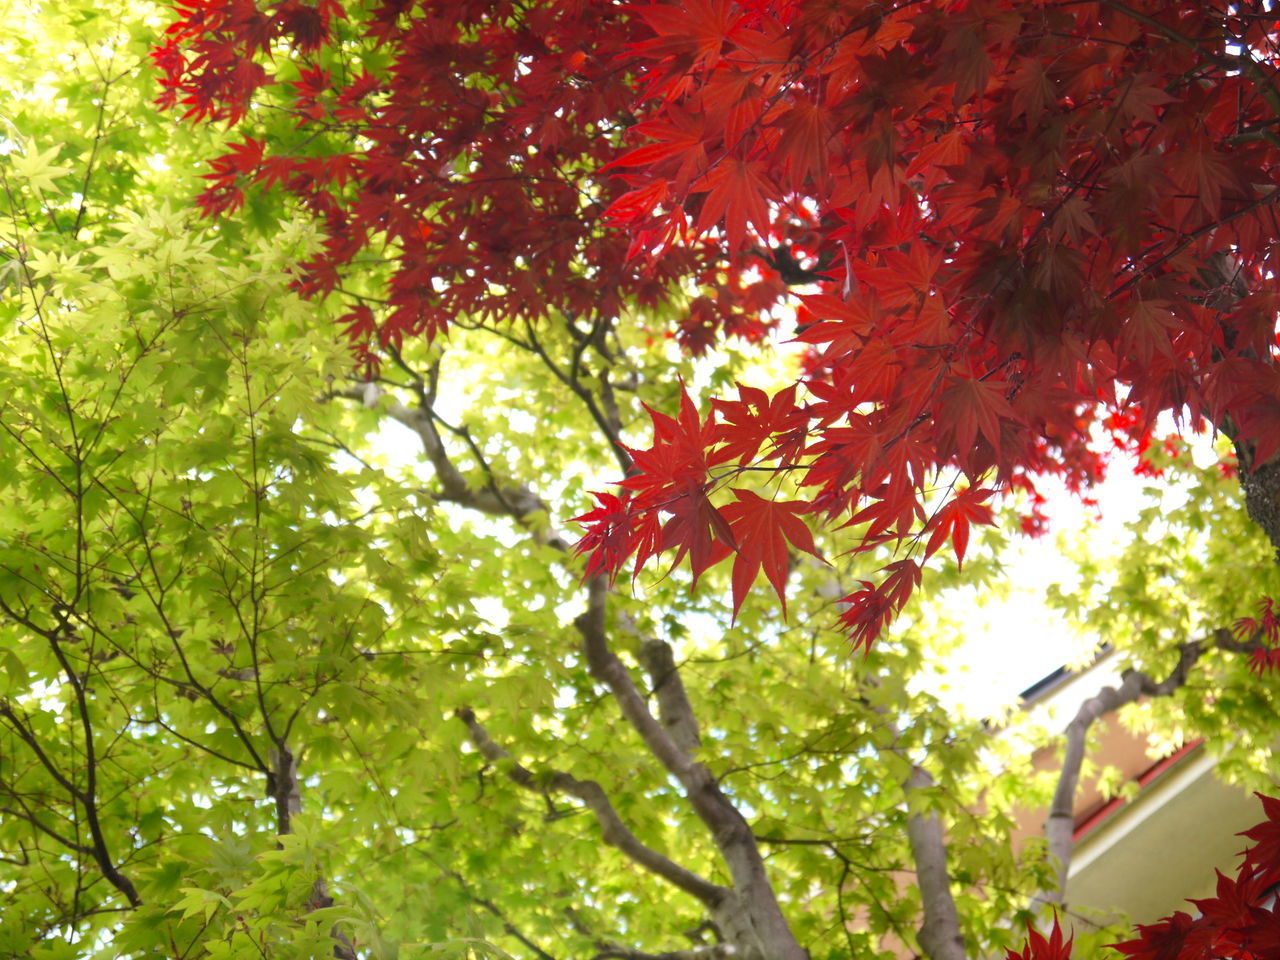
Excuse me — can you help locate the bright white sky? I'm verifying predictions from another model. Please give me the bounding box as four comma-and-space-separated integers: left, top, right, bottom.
922, 466, 1150, 717
927, 423, 1226, 718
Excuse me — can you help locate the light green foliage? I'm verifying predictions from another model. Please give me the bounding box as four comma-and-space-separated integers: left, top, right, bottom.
0, 2, 1274, 959
0, 4, 433, 953
1046, 440, 1280, 790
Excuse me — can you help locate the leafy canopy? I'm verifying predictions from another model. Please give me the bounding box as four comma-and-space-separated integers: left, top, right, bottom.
2, 1, 1280, 960
155, 0, 1280, 661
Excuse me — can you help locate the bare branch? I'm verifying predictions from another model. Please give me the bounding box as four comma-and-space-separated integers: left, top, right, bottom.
268, 744, 302, 837
521, 317, 632, 477
634, 629, 702, 754
904, 766, 968, 960
576, 580, 697, 778
1037, 630, 1264, 908
862, 684, 968, 960
573, 579, 807, 960
455, 706, 728, 906
332, 383, 568, 549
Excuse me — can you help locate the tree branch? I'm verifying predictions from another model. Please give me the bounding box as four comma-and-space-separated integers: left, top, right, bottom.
268, 743, 302, 837
446, 868, 559, 960
0, 801, 93, 856
0, 600, 142, 908
904, 766, 968, 960
1102, 1, 1280, 118
332, 382, 568, 549
523, 316, 632, 477
573, 579, 807, 960
633, 627, 702, 754
862, 689, 968, 960
577, 580, 698, 779
1037, 629, 1263, 908
455, 706, 728, 906
345, 349, 798, 956
567, 903, 732, 960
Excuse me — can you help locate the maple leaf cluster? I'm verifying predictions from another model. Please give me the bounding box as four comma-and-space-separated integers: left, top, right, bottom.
1233, 597, 1280, 675
151, 0, 793, 363
574, 383, 821, 620
596, 0, 1280, 642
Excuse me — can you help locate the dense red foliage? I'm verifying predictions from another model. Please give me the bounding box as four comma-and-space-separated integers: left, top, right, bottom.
151, 0, 788, 361
154, 0, 1280, 651
596, 0, 1280, 646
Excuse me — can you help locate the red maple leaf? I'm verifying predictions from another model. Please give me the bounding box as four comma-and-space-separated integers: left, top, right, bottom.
711, 382, 802, 465
937, 374, 1017, 471
660, 482, 735, 587
838, 559, 920, 654
1240, 793, 1280, 886
1238, 905, 1280, 958
1118, 299, 1180, 365
774, 97, 831, 191
1007, 915, 1073, 960
1231, 396, 1280, 474
1233, 598, 1280, 646
924, 486, 994, 567
602, 114, 708, 190
793, 292, 879, 359
1188, 869, 1268, 940
837, 580, 893, 656
845, 482, 926, 544
572, 491, 637, 585
631, 0, 745, 73
719, 489, 821, 618
1110, 911, 1198, 960
621, 385, 722, 506
603, 178, 670, 229
692, 158, 777, 251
